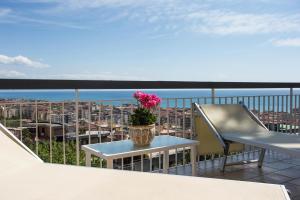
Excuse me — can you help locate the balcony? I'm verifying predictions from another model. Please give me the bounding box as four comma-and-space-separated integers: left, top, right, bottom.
0, 79, 299, 199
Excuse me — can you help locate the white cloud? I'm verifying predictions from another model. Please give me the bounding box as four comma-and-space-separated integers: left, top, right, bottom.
183, 11, 300, 35
57, 1, 300, 35
65, 0, 148, 9
22, 0, 157, 9
0, 70, 145, 80
0, 12, 87, 29
271, 38, 300, 47
0, 54, 49, 68
0, 8, 11, 17
17, 16, 87, 29
8, 0, 300, 35
22, 0, 285, 9
0, 70, 26, 78
0, 6, 86, 29
46, 72, 146, 80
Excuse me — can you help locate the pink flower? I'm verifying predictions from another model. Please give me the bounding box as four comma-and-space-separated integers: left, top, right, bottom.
133, 91, 144, 100
133, 91, 161, 109
150, 94, 161, 104
144, 100, 157, 109
140, 94, 150, 103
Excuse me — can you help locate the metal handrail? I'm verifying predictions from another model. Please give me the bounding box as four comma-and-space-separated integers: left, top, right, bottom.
1, 79, 300, 89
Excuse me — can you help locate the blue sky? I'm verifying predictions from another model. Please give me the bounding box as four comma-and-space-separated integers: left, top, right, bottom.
0, 0, 300, 81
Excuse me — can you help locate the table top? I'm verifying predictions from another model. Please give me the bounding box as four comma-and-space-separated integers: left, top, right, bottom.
82, 135, 198, 159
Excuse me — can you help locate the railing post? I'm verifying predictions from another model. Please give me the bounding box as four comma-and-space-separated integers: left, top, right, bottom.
49, 102, 52, 163
290, 88, 293, 110
75, 89, 80, 165
62, 102, 66, 165
19, 103, 23, 142
88, 101, 91, 144
211, 88, 216, 104
35, 101, 38, 156
290, 88, 294, 134
3, 105, 7, 127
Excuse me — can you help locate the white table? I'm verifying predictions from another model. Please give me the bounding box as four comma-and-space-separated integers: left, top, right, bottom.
82, 135, 199, 176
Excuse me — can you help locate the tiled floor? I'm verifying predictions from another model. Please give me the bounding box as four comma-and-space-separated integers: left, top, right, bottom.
168, 152, 300, 200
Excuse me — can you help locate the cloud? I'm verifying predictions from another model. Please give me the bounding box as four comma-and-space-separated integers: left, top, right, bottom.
0, 54, 49, 68
21, 0, 153, 9
55, 1, 300, 35
0, 69, 145, 80
271, 38, 300, 47
0, 70, 146, 80
0, 9, 87, 29
0, 70, 26, 78
6, 0, 300, 35
12, 16, 87, 29
21, 0, 285, 9
0, 8, 11, 17
183, 11, 300, 35
46, 72, 146, 80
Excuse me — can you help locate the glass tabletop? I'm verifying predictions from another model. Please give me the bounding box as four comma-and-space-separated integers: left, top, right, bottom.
83, 135, 198, 156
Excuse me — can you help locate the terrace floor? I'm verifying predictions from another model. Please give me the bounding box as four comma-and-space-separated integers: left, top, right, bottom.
168, 152, 300, 200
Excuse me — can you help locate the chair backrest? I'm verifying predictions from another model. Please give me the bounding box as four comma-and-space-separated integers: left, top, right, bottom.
200, 104, 267, 134
193, 104, 267, 155
0, 124, 42, 176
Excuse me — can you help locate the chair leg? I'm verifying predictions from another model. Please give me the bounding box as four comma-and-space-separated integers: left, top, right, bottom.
220, 143, 230, 172
258, 148, 266, 168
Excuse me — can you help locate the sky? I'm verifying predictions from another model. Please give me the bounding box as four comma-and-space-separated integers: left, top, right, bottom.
0, 0, 300, 82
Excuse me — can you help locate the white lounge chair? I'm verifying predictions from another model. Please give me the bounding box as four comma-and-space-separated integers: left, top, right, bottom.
0, 123, 291, 200
193, 103, 300, 171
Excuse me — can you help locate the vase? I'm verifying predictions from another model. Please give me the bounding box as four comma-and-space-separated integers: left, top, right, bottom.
128, 124, 155, 146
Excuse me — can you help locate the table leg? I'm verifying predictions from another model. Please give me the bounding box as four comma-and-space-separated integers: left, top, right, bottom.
107, 159, 113, 169
163, 150, 169, 174
85, 152, 91, 167
191, 145, 197, 176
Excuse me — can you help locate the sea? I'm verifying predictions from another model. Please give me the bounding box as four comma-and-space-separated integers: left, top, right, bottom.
0, 89, 299, 111
0, 89, 299, 101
